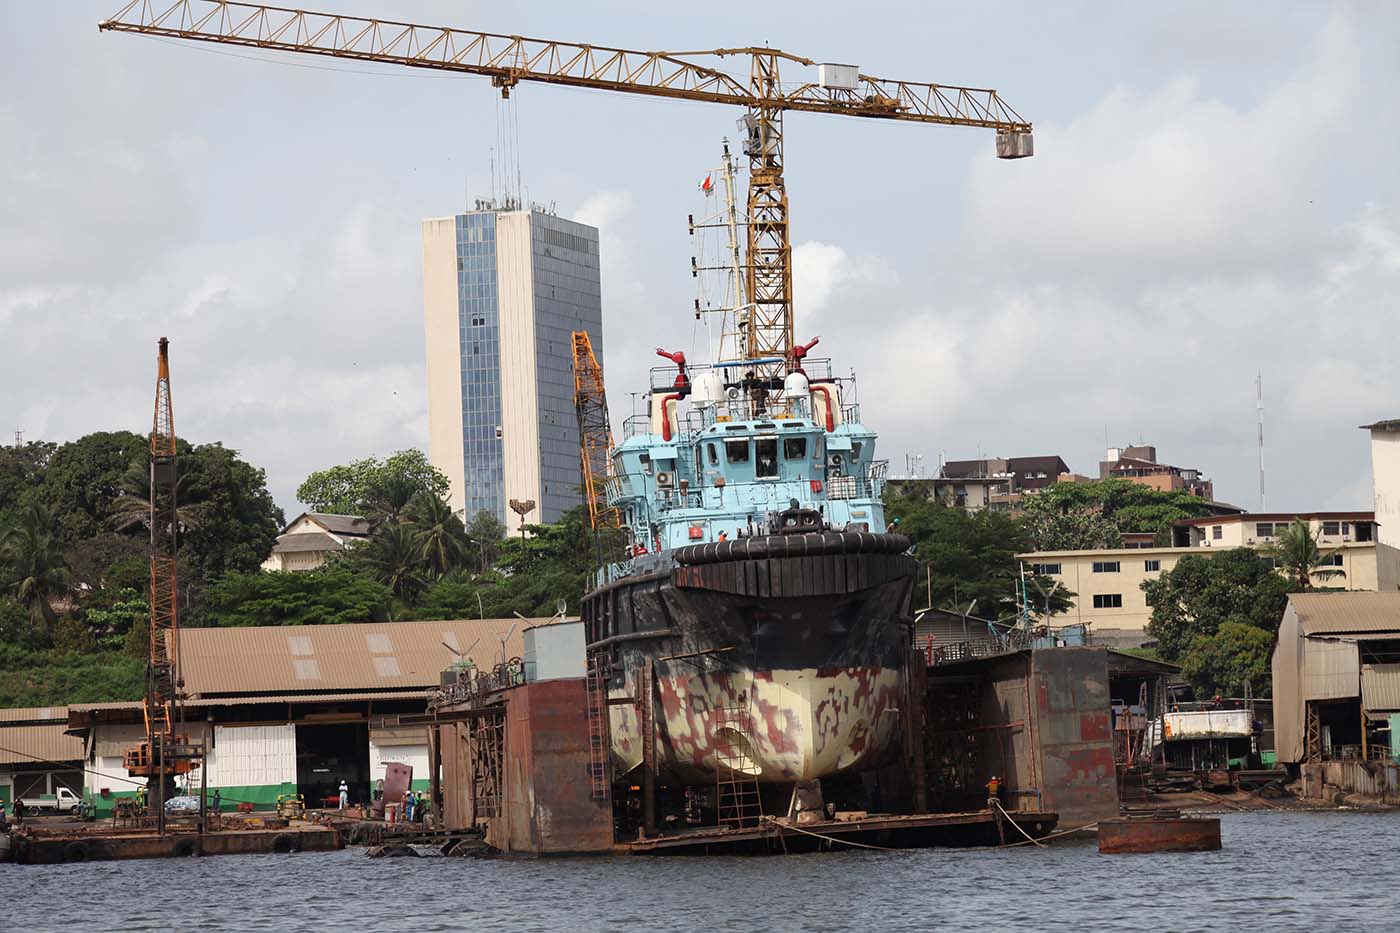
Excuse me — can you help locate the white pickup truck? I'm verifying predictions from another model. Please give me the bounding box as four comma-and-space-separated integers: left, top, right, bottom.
18, 787, 83, 813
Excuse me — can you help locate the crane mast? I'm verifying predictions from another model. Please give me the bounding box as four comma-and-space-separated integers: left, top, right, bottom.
571, 331, 616, 531
100, 1, 1033, 392
124, 337, 201, 831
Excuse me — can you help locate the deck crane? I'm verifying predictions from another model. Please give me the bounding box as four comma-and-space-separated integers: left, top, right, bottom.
99, 1, 1034, 390
123, 338, 202, 832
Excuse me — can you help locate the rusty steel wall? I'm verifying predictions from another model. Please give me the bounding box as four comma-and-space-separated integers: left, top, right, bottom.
1303, 760, 1400, 804
1029, 648, 1119, 829
492, 679, 612, 856
440, 720, 474, 831
980, 655, 1037, 808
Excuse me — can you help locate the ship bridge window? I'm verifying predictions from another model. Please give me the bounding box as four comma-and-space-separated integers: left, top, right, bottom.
783, 437, 807, 460
852, 442, 864, 460
707, 442, 719, 466
756, 438, 778, 478
639, 453, 652, 475
725, 439, 750, 464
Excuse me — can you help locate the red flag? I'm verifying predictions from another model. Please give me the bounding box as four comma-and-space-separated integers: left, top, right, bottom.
700, 174, 714, 195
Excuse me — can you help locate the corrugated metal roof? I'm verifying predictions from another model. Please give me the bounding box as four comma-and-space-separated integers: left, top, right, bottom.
1292, 592, 1400, 635
271, 531, 343, 553
0, 722, 84, 765
176, 618, 529, 696
0, 706, 67, 723
70, 690, 433, 715
307, 513, 371, 536
1362, 663, 1400, 712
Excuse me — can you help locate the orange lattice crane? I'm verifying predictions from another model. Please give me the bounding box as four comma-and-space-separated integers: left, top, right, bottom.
124, 338, 202, 828
571, 331, 616, 530
99, 1, 1033, 386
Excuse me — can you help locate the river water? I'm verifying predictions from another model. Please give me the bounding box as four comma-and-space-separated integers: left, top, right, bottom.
3, 811, 1394, 931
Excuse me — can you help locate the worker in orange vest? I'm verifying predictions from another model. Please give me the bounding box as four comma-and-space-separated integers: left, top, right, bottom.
985, 775, 1001, 807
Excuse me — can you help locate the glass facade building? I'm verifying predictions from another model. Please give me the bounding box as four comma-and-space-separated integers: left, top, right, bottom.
425, 205, 602, 531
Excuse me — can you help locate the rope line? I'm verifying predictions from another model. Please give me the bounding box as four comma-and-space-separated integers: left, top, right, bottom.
760, 815, 901, 852
992, 798, 1045, 848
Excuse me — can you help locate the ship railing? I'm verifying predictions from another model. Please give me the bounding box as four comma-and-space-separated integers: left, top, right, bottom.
610, 470, 889, 511
841, 403, 862, 424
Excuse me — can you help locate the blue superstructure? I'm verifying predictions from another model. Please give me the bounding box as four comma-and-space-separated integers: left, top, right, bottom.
601, 356, 889, 580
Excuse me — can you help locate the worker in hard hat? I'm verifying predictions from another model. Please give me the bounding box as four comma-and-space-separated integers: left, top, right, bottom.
986, 775, 1001, 809
338, 780, 349, 812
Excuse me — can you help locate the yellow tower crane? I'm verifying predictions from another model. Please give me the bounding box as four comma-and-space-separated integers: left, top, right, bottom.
99, 1, 1034, 388
571, 331, 615, 530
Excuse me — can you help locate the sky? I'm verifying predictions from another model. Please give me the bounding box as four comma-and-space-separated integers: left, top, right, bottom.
3, 1, 1398, 518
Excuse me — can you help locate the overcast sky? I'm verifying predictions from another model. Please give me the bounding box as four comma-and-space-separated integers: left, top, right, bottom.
4, 2, 1397, 518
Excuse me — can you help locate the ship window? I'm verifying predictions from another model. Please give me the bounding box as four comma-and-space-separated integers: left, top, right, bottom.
725, 440, 750, 464
756, 438, 778, 478
707, 442, 718, 466
852, 442, 864, 459
783, 437, 807, 460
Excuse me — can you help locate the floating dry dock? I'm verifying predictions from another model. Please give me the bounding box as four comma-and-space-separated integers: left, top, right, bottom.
626, 809, 1059, 855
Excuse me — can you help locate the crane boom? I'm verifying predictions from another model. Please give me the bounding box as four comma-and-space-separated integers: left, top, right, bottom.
571, 331, 616, 531
100, 0, 1033, 387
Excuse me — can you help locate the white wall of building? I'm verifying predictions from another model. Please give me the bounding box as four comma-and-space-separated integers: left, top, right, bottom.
497, 211, 544, 536
1371, 427, 1400, 551
422, 216, 469, 519
206, 724, 297, 790
369, 741, 430, 787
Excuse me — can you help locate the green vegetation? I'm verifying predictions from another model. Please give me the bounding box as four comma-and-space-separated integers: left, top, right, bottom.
1266, 520, 1345, 590
0, 433, 282, 707
295, 450, 449, 518
1143, 548, 1291, 698
884, 490, 1072, 621
1021, 478, 1219, 549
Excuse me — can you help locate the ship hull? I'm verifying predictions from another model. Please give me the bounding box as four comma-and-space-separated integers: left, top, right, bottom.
583, 533, 916, 785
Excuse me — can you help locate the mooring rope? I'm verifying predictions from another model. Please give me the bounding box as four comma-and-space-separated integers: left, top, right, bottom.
997, 820, 1100, 848
759, 815, 901, 852
991, 798, 1046, 848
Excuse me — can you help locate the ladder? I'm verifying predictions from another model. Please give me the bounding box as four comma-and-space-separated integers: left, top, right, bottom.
714, 705, 763, 829
585, 651, 611, 801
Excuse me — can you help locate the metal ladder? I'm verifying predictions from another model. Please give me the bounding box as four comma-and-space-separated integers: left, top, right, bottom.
714, 704, 763, 829
585, 651, 611, 802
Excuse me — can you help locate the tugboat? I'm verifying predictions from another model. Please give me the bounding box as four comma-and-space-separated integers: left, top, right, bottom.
580, 155, 916, 793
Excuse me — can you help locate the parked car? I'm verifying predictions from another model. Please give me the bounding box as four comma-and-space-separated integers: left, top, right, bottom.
164, 795, 201, 815
18, 787, 83, 813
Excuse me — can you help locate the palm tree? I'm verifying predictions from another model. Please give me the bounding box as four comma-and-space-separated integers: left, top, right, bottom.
107, 461, 201, 534
1, 502, 72, 638
1267, 520, 1345, 590
404, 493, 469, 579
356, 523, 427, 603
364, 473, 419, 526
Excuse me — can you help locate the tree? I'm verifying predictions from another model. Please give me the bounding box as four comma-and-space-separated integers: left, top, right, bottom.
1, 502, 72, 638
176, 442, 284, 583
1022, 478, 1218, 544
406, 493, 471, 579
351, 523, 429, 605
1180, 621, 1274, 699
1142, 548, 1290, 662
885, 492, 1072, 621
1267, 520, 1345, 590
0, 441, 55, 518
28, 431, 148, 543
194, 563, 393, 627
1020, 504, 1123, 551
296, 449, 449, 518
65, 532, 147, 594
79, 586, 149, 655
467, 510, 506, 572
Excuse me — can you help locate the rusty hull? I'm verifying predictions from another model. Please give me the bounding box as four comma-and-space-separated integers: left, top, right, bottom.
10, 825, 341, 864
1098, 817, 1222, 854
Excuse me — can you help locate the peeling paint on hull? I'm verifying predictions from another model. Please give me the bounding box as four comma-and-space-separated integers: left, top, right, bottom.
610, 664, 904, 783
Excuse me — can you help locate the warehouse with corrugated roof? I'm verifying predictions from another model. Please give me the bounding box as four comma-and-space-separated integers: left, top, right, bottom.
64, 618, 529, 816
0, 707, 86, 806
1272, 592, 1400, 766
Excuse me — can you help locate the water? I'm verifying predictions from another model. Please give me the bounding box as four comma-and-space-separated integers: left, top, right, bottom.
3, 811, 1396, 931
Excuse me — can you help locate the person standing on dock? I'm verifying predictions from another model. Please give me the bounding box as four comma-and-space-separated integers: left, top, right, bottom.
338, 780, 349, 812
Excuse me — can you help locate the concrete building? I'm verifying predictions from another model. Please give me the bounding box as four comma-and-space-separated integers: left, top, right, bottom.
66, 618, 530, 817
0, 707, 84, 807
422, 200, 603, 535
1173, 511, 1379, 549
1272, 593, 1400, 789
1021, 521, 1390, 642
1362, 419, 1400, 588
1099, 444, 1214, 500
260, 512, 371, 572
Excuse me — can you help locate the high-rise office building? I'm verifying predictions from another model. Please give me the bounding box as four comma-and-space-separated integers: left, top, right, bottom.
422, 202, 603, 535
